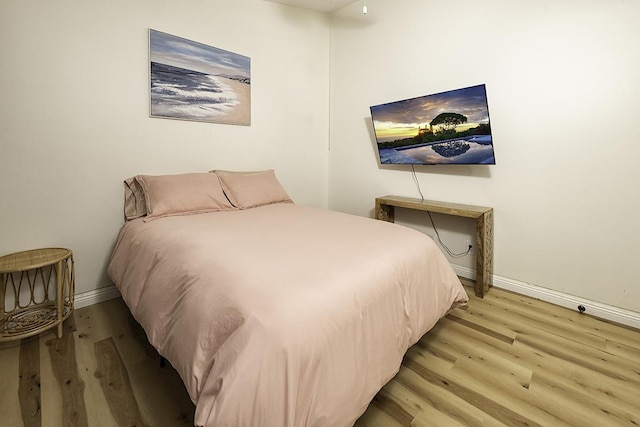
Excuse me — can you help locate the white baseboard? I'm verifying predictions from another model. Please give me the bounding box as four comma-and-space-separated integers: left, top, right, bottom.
74, 284, 121, 309
453, 264, 640, 330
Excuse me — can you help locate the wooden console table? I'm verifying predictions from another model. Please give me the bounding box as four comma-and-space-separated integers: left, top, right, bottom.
375, 195, 493, 297
0, 248, 75, 341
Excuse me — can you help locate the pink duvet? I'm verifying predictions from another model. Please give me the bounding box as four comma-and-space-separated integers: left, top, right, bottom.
107, 203, 468, 426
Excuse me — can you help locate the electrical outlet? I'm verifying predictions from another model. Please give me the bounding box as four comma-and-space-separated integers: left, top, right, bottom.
464, 240, 473, 254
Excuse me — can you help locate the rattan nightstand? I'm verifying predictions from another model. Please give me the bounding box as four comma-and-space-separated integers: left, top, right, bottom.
0, 248, 75, 342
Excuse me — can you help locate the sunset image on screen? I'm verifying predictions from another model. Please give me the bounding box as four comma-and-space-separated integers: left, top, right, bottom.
370, 85, 495, 165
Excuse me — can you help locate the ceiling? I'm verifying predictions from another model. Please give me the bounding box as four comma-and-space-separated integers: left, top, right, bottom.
263, 0, 360, 13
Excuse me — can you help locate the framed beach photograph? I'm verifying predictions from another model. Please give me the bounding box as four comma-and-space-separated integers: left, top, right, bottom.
149, 29, 251, 126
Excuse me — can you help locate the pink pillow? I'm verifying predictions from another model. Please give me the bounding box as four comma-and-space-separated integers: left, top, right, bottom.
124, 177, 147, 220
136, 173, 235, 221
214, 170, 293, 209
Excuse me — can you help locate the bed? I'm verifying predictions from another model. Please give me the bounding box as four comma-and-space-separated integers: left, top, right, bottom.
107, 170, 468, 427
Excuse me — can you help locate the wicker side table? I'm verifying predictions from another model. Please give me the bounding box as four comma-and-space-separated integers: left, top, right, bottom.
0, 248, 75, 342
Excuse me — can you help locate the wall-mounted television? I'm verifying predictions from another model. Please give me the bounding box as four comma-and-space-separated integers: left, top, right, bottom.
370, 84, 495, 165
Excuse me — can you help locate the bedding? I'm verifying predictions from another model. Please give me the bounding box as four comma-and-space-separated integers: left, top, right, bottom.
123, 176, 147, 220
135, 172, 235, 221
213, 169, 294, 209
107, 202, 468, 427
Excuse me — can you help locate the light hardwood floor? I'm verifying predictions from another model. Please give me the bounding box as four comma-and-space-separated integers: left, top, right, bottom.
1, 282, 639, 426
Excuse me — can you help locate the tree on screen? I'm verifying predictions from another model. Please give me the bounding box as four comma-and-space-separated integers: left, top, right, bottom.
430, 113, 467, 132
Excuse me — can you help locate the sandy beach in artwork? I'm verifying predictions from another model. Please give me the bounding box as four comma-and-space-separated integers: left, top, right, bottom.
220, 77, 251, 125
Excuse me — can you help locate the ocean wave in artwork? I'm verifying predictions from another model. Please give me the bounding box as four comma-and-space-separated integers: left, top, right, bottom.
151, 62, 241, 120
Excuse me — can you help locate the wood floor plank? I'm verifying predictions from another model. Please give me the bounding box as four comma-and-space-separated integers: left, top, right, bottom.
38, 328, 64, 427
529, 369, 640, 426
493, 298, 609, 350
511, 338, 640, 411
2, 289, 639, 426
596, 317, 640, 348
94, 337, 148, 427
463, 298, 640, 388
446, 311, 516, 344
404, 345, 563, 427
19, 336, 42, 427
99, 298, 194, 426
99, 299, 153, 366
605, 338, 640, 361
467, 292, 608, 351
472, 288, 640, 350
515, 328, 640, 386
425, 319, 534, 389
70, 302, 135, 426
369, 391, 415, 426
451, 299, 640, 416
388, 365, 507, 427
374, 378, 420, 423
37, 312, 80, 427
46, 331, 89, 427
409, 405, 469, 427
450, 354, 589, 426
355, 401, 404, 427
0, 340, 23, 426
57, 301, 137, 425
433, 307, 640, 415
438, 310, 517, 355
76, 324, 122, 426
126, 357, 195, 426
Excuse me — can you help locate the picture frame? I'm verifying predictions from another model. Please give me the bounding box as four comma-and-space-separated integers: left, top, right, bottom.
149, 29, 251, 126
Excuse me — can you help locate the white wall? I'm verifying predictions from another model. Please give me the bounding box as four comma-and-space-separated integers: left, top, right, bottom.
0, 0, 330, 294
328, 0, 640, 313
3, 0, 640, 317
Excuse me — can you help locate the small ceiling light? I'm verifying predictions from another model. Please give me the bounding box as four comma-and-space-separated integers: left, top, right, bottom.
363, 5, 367, 14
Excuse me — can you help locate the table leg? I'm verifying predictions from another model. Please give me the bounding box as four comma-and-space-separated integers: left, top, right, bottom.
56, 260, 64, 338
475, 210, 494, 297
375, 202, 394, 222
0, 274, 5, 335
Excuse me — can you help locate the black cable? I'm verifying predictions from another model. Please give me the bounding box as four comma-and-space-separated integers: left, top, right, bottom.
411, 164, 424, 201
427, 211, 472, 258
411, 165, 469, 257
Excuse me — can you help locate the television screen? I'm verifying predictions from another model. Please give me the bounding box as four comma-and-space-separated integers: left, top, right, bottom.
370, 84, 495, 165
